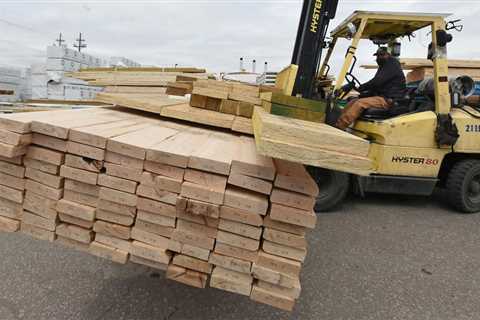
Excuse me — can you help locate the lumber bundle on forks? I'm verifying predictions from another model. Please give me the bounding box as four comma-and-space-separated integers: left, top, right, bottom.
0, 107, 319, 312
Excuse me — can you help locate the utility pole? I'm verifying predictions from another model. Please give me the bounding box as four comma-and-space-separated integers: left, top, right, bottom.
55, 33, 65, 47
73, 32, 87, 52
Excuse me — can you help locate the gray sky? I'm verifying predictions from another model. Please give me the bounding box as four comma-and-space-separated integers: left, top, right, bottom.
1, 0, 479, 81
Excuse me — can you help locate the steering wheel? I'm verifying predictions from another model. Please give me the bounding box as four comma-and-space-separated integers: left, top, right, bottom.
336, 73, 362, 100
345, 73, 361, 91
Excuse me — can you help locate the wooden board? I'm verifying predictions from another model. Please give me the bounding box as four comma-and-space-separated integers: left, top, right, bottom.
25, 167, 63, 189
250, 286, 295, 312
98, 174, 138, 194
140, 172, 182, 194
146, 129, 211, 168
166, 264, 207, 289
270, 188, 315, 211
56, 223, 94, 244
253, 106, 369, 157
96, 93, 187, 114
96, 209, 134, 227
64, 154, 103, 173
94, 220, 131, 240
130, 255, 167, 270
274, 159, 318, 196
0, 197, 23, 220
0, 130, 31, 146
137, 197, 176, 218
263, 215, 306, 236
269, 203, 317, 229
231, 117, 254, 135
208, 252, 252, 274
257, 280, 301, 300
89, 241, 129, 264
219, 205, 263, 227
0, 216, 20, 232
99, 187, 137, 207
104, 86, 167, 94
230, 137, 275, 181
56, 199, 96, 221
58, 213, 94, 229
262, 240, 306, 262
188, 133, 238, 175
131, 240, 171, 264
69, 117, 153, 148
160, 103, 235, 129
210, 267, 253, 296
60, 165, 98, 185
137, 210, 176, 227
105, 151, 144, 170
24, 180, 61, 201
135, 219, 174, 238
173, 254, 213, 274
216, 230, 259, 252
95, 233, 131, 252
0, 160, 25, 178
21, 222, 55, 241
32, 133, 66, 152
253, 107, 373, 176
224, 187, 269, 216
256, 250, 302, 277
214, 242, 258, 262
22, 211, 57, 231
227, 173, 272, 195
63, 190, 98, 207
184, 199, 220, 219
56, 236, 89, 252
251, 263, 299, 289
107, 125, 179, 160
218, 219, 262, 240
131, 227, 170, 248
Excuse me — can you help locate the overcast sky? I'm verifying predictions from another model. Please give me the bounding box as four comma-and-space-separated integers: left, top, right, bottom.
1, 0, 479, 81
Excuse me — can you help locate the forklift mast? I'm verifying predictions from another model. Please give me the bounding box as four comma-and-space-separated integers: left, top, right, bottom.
291, 0, 339, 98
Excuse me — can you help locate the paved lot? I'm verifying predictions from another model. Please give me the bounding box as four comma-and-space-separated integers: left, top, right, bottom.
0, 192, 479, 320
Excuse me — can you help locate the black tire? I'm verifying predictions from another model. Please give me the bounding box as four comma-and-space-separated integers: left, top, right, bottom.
306, 167, 350, 212
446, 159, 480, 213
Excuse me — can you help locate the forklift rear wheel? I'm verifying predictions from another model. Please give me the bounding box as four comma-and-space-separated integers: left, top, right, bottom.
307, 167, 350, 212
446, 159, 480, 213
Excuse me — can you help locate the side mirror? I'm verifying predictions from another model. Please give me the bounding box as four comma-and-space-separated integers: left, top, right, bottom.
436, 30, 453, 47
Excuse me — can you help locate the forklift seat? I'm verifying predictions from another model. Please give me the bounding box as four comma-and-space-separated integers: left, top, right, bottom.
360, 93, 413, 120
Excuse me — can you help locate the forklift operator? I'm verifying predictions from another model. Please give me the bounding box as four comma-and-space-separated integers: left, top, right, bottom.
336, 47, 406, 130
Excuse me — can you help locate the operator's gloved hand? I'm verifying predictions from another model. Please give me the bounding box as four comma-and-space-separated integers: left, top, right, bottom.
341, 82, 355, 92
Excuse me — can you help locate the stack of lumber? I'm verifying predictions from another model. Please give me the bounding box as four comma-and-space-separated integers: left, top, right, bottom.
362, 58, 480, 82
252, 107, 373, 176
189, 79, 262, 118
68, 68, 210, 95
94, 93, 255, 136
165, 74, 203, 96
0, 107, 320, 311
260, 92, 327, 123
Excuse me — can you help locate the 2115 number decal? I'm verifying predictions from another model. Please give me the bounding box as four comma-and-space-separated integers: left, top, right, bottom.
465, 124, 480, 132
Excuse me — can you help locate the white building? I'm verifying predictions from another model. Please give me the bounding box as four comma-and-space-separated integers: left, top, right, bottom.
31, 45, 141, 100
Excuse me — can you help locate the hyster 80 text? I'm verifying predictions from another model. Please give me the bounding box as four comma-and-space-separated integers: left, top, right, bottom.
392, 156, 439, 165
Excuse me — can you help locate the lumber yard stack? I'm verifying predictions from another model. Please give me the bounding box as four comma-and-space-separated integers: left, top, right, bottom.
361, 58, 480, 82
189, 79, 262, 118
0, 107, 319, 311
68, 67, 210, 95
188, 80, 327, 123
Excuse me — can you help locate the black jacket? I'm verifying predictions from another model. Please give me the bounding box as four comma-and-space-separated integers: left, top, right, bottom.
359, 57, 406, 99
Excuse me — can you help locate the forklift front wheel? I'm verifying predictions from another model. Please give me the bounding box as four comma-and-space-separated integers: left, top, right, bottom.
446, 159, 480, 213
307, 167, 350, 212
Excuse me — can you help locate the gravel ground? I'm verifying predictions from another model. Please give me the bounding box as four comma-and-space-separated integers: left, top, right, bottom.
0, 192, 479, 320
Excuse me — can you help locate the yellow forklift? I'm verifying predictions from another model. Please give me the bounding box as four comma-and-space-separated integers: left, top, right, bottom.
283, 7, 480, 213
